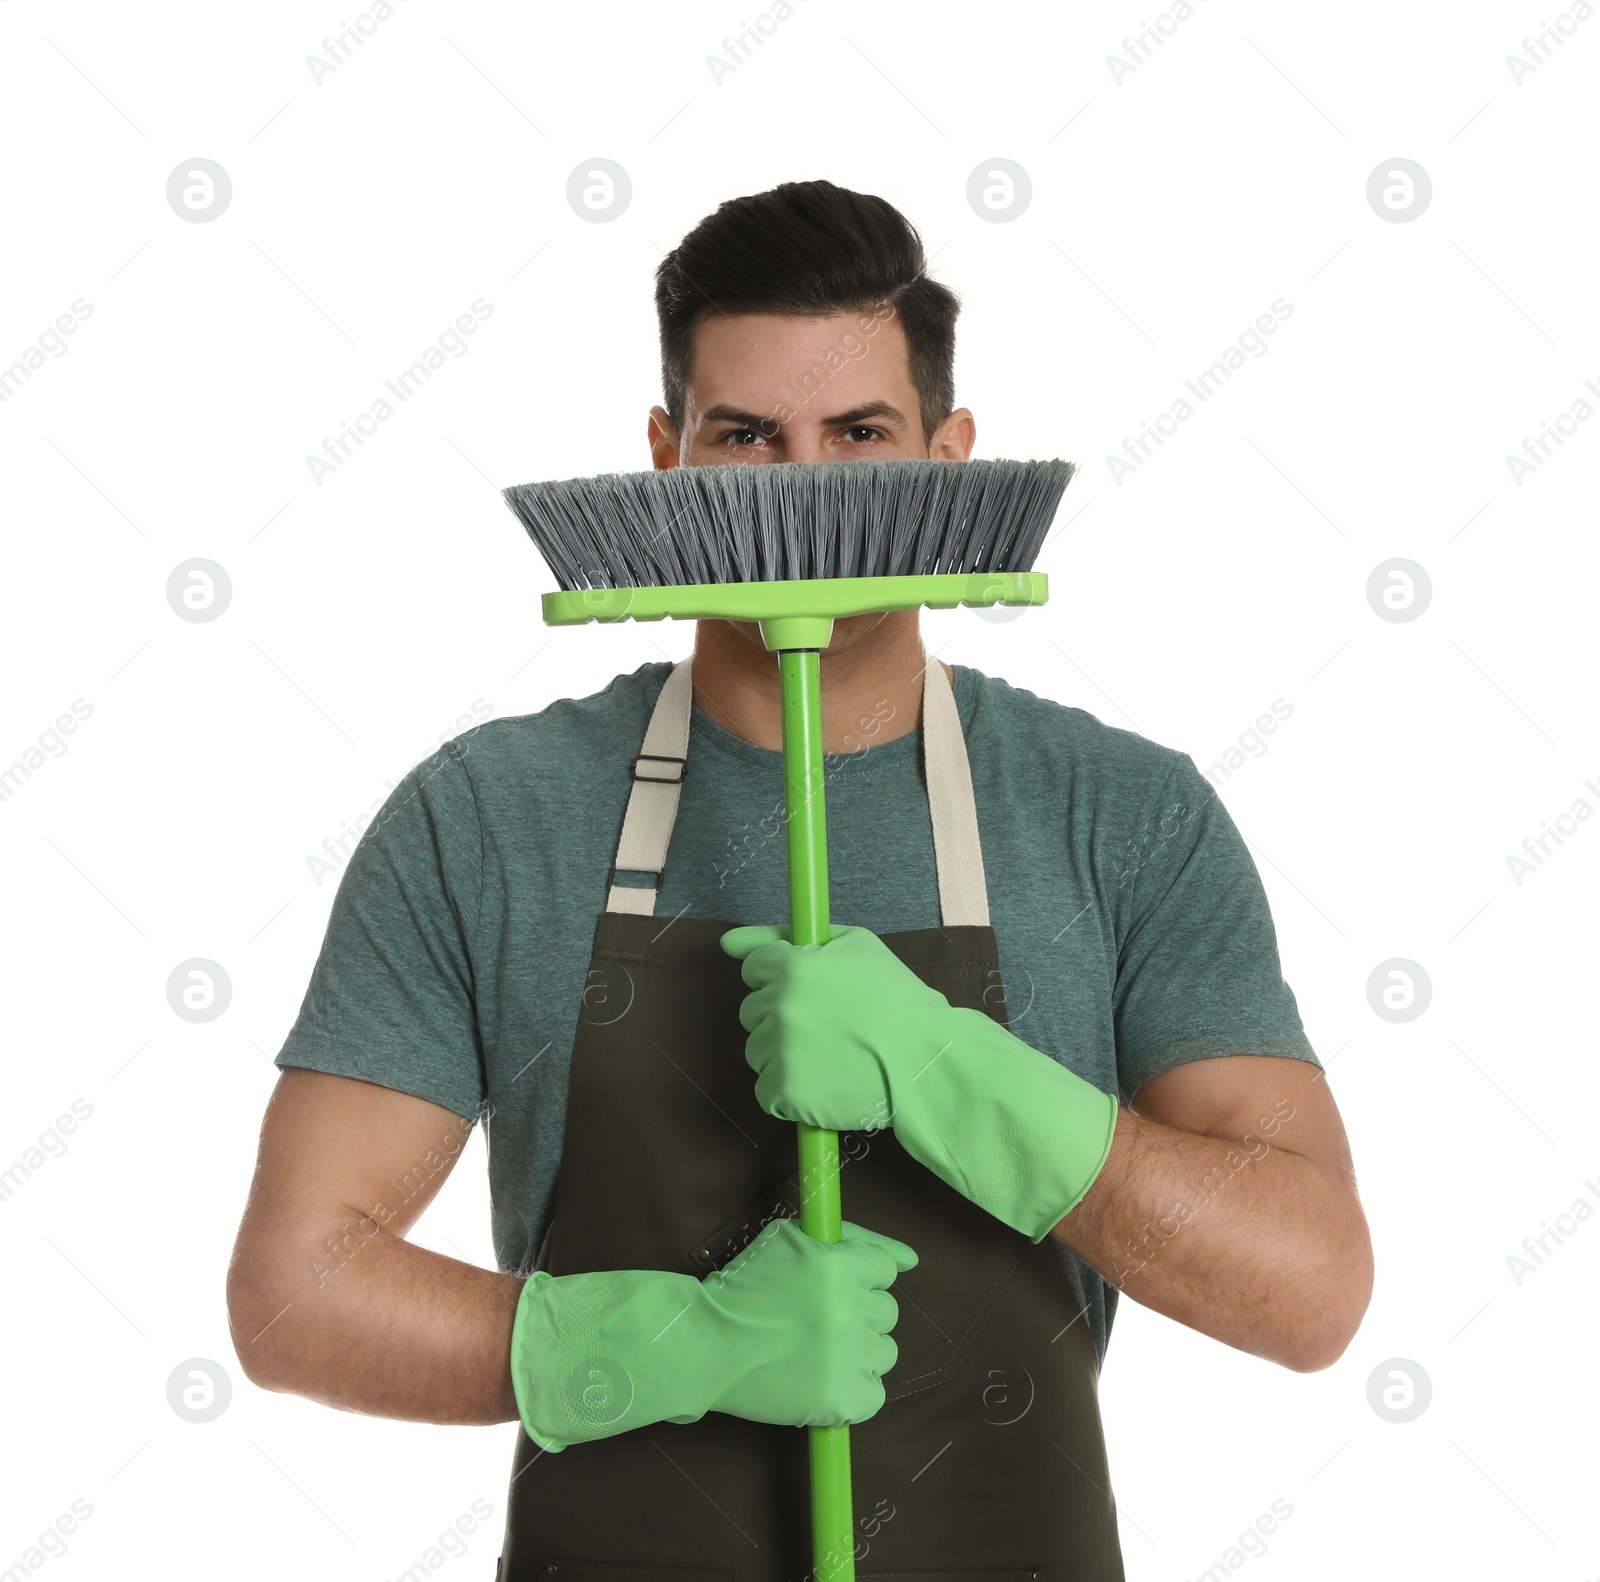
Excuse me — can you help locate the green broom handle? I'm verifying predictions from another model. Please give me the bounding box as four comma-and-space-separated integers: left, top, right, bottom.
778, 647, 856, 1582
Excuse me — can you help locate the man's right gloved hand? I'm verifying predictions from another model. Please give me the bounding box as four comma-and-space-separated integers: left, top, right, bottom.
509, 1217, 916, 1453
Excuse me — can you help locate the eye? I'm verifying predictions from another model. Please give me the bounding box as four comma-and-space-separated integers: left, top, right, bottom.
843, 426, 885, 443
721, 427, 768, 447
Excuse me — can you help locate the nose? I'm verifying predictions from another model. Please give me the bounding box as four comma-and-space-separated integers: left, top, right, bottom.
777, 424, 828, 465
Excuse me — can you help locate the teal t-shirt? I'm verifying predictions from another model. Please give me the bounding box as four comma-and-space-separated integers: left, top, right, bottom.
275, 660, 1319, 1366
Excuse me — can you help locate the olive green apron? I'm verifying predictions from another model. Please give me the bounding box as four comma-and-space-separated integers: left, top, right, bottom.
497, 658, 1126, 1580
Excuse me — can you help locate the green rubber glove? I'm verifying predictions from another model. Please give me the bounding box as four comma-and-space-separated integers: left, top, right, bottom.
509, 1216, 917, 1453
721, 923, 1120, 1244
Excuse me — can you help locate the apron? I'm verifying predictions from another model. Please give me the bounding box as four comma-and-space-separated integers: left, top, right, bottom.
497, 657, 1126, 1581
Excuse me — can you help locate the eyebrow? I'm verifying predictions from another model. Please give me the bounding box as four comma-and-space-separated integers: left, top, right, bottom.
699, 400, 911, 432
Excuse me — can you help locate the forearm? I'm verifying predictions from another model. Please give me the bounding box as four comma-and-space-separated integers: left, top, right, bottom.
227, 1214, 524, 1424
1050, 1104, 1372, 1371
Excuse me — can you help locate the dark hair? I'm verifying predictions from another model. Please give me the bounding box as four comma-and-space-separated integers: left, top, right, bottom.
654, 179, 960, 447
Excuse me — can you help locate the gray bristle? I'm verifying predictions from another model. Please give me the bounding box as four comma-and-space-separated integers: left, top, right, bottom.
501, 457, 1077, 590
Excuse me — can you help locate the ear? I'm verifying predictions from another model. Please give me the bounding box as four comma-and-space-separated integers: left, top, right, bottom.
927, 406, 976, 461
647, 405, 681, 470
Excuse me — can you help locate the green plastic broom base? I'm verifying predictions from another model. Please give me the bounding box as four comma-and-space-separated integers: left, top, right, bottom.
541, 571, 1049, 651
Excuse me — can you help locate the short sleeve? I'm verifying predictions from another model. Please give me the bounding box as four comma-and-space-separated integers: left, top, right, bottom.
1112, 752, 1319, 1102
275, 740, 486, 1121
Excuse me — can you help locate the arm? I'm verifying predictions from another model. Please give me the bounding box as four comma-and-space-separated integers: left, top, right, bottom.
225, 1068, 523, 1424
227, 1069, 916, 1445
722, 912, 1374, 1373
1049, 1055, 1373, 1372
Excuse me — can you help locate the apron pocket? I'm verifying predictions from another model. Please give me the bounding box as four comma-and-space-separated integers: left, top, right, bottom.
682, 1148, 1019, 1405
859, 1573, 1042, 1580
686, 1172, 802, 1275
536, 1564, 735, 1580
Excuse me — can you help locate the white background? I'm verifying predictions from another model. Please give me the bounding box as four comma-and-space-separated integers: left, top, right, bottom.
2, 0, 1595, 1577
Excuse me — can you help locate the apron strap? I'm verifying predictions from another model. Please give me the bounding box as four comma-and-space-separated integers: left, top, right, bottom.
608, 653, 990, 927
605, 658, 694, 916
921, 653, 991, 929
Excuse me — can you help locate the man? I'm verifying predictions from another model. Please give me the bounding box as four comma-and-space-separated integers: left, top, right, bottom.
227, 179, 1372, 1577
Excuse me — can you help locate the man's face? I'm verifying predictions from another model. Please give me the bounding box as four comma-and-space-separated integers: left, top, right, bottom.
648, 308, 975, 654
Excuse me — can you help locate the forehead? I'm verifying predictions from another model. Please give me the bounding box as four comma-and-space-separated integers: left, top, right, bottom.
685, 309, 913, 405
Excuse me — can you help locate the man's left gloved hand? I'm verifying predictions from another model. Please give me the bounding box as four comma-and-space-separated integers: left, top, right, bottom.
721, 923, 1119, 1244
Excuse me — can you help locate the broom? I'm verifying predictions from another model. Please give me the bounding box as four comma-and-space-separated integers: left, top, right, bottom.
502, 454, 1073, 1581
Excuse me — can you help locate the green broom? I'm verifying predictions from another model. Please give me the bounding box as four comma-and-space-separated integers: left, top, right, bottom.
502, 454, 1072, 1581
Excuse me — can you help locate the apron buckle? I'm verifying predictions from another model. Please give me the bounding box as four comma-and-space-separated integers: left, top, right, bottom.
631, 752, 687, 783
607, 863, 665, 894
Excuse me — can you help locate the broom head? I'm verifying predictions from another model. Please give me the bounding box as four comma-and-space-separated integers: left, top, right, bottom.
501, 457, 1074, 647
